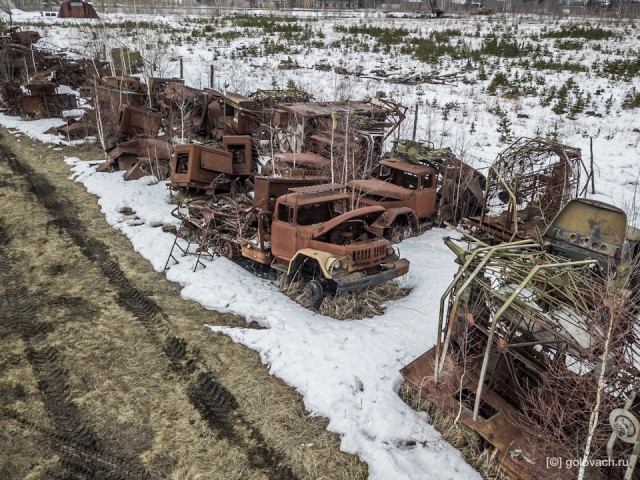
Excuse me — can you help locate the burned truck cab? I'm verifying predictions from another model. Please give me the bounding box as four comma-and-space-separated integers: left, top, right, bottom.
347, 157, 437, 237
270, 184, 409, 297
169, 137, 253, 194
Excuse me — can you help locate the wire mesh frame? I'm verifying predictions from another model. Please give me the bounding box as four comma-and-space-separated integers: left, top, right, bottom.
434, 240, 639, 422
479, 137, 586, 239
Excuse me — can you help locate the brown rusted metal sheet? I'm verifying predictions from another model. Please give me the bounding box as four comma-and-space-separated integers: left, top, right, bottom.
262, 152, 331, 178
252, 176, 330, 212
348, 179, 412, 201
199, 147, 233, 175
20, 92, 77, 118
101, 139, 172, 176
117, 106, 162, 137
208, 92, 258, 138
170, 143, 234, 191
222, 135, 253, 176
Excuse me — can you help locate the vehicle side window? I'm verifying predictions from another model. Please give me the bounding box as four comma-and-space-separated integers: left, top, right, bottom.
421, 174, 434, 189
277, 204, 294, 223
379, 165, 392, 179
402, 172, 418, 190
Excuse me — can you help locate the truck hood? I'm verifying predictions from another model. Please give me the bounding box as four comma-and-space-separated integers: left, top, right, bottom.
311, 206, 385, 238
347, 179, 410, 201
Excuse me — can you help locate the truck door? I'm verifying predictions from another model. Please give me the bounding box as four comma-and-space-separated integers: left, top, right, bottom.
271, 203, 298, 261
415, 174, 436, 219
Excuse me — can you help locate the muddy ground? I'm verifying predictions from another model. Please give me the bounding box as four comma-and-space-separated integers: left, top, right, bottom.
0, 129, 367, 479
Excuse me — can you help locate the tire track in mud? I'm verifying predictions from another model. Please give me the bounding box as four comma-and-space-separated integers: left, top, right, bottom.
4, 145, 297, 479
0, 221, 152, 480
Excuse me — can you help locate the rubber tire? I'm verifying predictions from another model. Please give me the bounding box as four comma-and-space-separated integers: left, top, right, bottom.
304, 279, 324, 303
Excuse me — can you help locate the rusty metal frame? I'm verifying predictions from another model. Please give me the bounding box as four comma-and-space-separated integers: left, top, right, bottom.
409, 235, 640, 478
467, 137, 586, 242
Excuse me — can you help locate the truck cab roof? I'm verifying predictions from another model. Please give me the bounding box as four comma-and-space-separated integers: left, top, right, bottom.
380, 157, 437, 176
278, 183, 348, 207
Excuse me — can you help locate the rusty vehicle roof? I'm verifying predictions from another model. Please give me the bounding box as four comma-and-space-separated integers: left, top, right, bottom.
280, 183, 348, 206
380, 157, 436, 175
273, 153, 331, 168
275, 101, 382, 117
224, 93, 257, 109
347, 179, 411, 201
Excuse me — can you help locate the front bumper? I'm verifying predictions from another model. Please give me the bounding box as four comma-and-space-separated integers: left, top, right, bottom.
334, 258, 410, 292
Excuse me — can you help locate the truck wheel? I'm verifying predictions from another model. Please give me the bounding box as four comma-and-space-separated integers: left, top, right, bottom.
390, 224, 413, 243
303, 279, 324, 304
218, 240, 234, 259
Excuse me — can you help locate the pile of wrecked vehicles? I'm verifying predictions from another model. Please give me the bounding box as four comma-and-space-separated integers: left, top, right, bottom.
0, 26, 482, 303
162, 135, 486, 305
142, 90, 640, 479
4, 29, 640, 480
401, 138, 640, 479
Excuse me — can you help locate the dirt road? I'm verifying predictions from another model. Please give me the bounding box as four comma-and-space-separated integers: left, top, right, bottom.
0, 129, 367, 479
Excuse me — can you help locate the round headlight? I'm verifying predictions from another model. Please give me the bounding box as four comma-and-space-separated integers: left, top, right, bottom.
387, 246, 394, 256
332, 259, 341, 270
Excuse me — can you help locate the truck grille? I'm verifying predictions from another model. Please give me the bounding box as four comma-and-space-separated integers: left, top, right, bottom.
352, 245, 387, 266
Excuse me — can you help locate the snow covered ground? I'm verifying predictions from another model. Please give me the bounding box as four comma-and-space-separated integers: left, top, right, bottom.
64, 157, 477, 479
3, 10, 640, 479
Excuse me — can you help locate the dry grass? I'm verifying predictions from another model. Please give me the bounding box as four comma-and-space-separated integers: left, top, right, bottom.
167, 189, 212, 206
399, 383, 512, 480
280, 275, 410, 319
0, 130, 369, 479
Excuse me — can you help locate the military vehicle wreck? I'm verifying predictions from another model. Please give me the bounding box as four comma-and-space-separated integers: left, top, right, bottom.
401, 198, 640, 480
168, 137, 253, 194
348, 140, 485, 239
165, 182, 409, 302
464, 137, 585, 242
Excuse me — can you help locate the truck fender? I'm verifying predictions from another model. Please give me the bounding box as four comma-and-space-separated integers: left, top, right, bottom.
373, 208, 419, 230
288, 248, 338, 280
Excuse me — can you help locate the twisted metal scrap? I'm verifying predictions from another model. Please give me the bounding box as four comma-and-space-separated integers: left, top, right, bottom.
435, 237, 639, 422
479, 137, 587, 240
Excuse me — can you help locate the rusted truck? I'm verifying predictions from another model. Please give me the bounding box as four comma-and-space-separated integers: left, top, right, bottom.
347, 139, 485, 239
168, 137, 254, 195
167, 179, 409, 302
265, 182, 409, 299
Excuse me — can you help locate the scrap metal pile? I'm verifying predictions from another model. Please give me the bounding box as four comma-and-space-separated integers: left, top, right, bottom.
0, 26, 107, 118
402, 199, 640, 479
464, 137, 586, 242
4, 27, 639, 478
